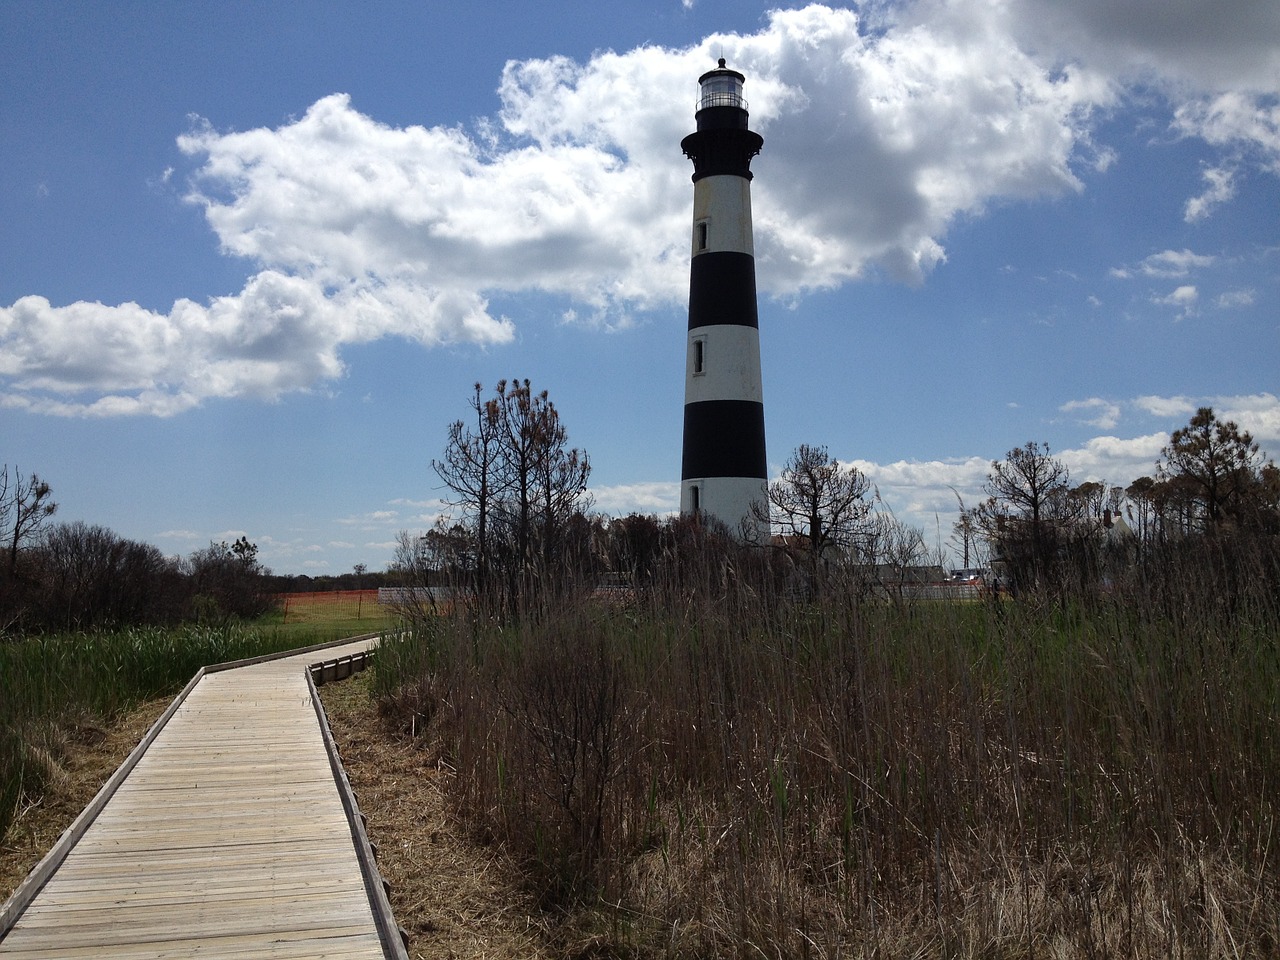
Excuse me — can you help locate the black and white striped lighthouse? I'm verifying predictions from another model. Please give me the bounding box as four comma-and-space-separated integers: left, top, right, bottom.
679, 60, 767, 537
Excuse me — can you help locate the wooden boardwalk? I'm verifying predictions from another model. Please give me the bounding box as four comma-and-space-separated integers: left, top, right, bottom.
0, 637, 405, 959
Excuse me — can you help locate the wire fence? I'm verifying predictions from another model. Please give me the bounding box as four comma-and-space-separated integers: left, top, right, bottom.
276, 590, 382, 624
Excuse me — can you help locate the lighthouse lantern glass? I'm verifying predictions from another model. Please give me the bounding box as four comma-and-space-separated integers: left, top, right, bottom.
698, 73, 745, 110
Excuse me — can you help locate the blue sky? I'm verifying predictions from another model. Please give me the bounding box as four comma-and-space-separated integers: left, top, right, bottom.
3, 0, 1277, 575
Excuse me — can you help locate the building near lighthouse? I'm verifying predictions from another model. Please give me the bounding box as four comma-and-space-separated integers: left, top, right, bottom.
679, 60, 768, 538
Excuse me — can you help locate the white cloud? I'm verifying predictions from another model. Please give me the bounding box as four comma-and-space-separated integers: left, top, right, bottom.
0, 5, 1123, 416
849, 455, 992, 515
1153, 284, 1198, 315
1058, 432, 1168, 482
156, 529, 201, 541
1207, 392, 1280, 446
1133, 394, 1196, 418
1216, 288, 1256, 308
4, 1, 1276, 417
1132, 393, 1280, 447
1173, 93, 1280, 174
1136, 248, 1215, 278
1060, 397, 1120, 429
1184, 165, 1237, 222
0, 274, 513, 417
590, 481, 680, 515
389, 497, 448, 510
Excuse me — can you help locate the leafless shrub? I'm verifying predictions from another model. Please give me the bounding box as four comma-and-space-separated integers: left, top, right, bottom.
374, 517, 1280, 957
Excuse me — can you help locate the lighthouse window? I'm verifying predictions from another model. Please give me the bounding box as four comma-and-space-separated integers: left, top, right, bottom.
690, 484, 701, 514
696, 219, 709, 252
693, 337, 706, 375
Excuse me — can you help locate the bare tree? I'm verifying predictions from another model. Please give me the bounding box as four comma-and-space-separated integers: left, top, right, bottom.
35, 521, 182, 630
492, 379, 546, 572
978, 441, 1072, 590
864, 511, 929, 603
433, 379, 592, 613
948, 487, 981, 570
1, 466, 57, 578
755, 444, 871, 570
433, 383, 503, 594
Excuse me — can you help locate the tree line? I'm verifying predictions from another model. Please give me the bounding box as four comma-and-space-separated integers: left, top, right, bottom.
408, 385, 1278, 618
401, 381, 956, 617
0, 466, 272, 636
965, 407, 1279, 596
8, 388, 1273, 634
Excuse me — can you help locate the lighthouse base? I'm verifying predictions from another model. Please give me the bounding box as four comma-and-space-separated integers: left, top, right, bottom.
681, 475, 768, 541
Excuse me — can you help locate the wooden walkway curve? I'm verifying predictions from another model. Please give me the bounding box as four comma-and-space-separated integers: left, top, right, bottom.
0, 636, 407, 959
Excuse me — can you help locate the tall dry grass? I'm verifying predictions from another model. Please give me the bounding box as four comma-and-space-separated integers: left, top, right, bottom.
374, 532, 1280, 957
0, 625, 324, 842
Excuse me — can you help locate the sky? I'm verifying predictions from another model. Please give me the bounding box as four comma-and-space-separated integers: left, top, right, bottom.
2, 0, 1277, 576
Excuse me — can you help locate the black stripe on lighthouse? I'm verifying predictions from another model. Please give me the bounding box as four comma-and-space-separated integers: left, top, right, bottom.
688, 252, 759, 330
681, 399, 767, 480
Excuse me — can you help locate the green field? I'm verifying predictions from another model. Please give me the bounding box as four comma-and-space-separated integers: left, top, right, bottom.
0, 595, 400, 842
261, 589, 398, 640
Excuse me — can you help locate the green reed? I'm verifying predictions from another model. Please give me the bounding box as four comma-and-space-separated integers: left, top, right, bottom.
0, 625, 323, 841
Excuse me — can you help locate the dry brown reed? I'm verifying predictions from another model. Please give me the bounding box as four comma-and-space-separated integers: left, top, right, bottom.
373, 529, 1280, 958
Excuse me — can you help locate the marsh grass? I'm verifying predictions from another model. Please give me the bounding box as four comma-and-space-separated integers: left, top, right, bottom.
268, 590, 397, 631
374, 538, 1280, 957
0, 624, 329, 841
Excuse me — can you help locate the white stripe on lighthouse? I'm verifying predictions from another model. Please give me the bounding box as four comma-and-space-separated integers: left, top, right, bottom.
685, 325, 763, 404
681, 476, 765, 522
692, 176, 754, 257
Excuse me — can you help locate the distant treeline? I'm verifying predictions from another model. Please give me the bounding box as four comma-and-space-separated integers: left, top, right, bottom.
262, 570, 398, 594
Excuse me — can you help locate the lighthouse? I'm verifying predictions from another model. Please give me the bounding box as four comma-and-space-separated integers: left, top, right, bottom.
679, 60, 767, 538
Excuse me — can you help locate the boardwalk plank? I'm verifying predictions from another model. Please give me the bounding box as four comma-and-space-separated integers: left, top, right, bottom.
0, 637, 394, 960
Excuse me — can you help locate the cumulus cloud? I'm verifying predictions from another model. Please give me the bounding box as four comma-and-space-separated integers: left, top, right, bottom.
1173, 93, 1280, 172
1133, 392, 1280, 446
1133, 394, 1196, 419
1206, 393, 1280, 446
0, 274, 513, 417
1133, 248, 1215, 278
3, 1, 1276, 417
1153, 284, 1198, 316
1060, 397, 1121, 429
1057, 432, 1169, 483
849, 455, 992, 517
1184, 165, 1237, 222
591, 481, 681, 515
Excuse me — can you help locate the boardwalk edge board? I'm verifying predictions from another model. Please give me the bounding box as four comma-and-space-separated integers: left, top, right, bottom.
206, 632, 382, 675
307, 667, 410, 960
0, 632, 393, 949
0, 668, 207, 937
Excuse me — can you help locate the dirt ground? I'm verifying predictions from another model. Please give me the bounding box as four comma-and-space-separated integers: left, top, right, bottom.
1, 675, 551, 960
0, 696, 172, 903
318, 673, 555, 959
